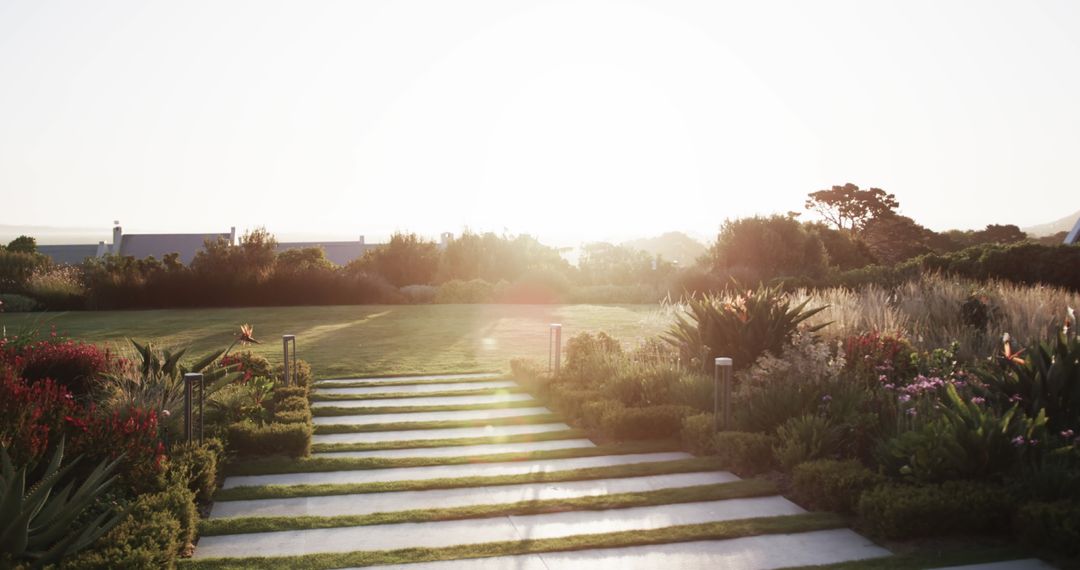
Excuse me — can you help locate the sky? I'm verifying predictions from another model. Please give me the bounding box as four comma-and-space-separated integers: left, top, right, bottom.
1, 0, 1079, 246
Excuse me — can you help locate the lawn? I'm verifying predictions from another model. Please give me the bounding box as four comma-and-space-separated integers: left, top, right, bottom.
0, 304, 670, 377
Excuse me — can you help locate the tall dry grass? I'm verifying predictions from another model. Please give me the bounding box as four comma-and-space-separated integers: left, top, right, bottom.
795, 273, 1079, 359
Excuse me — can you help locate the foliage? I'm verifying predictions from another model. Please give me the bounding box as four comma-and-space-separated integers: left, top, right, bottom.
597, 404, 693, 440
663, 284, 828, 372
773, 414, 843, 470
0, 249, 43, 291
348, 232, 439, 287
1014, 500, 1080, 558
977, 324, 1080, 434
0, 370, 80, 466
400, 284, 437, 304
680, 413, 716, 455
66, 407, 166, 494
435, 279, 497, 303
856, 480, 1013, 539
706, 215, 829, 283
273, 247, 334, 275
509, 357, 547, 390
4, 338, 117, 397
6, 235, 38, 254
879, 384, 1046, 484
560, 331, 623, 383
790, 459, 884, 513
226, 420, 312, 458
24, 265, 85, 310
711, 431, 777, 476
168, 439, 223, 503
219, 351, 272, 383
0, 440, 127, 569
804, 183, 899, 234
0, 293, 37, 312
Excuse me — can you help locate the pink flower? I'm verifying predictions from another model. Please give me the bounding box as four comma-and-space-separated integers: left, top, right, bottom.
1061, 429, 1075, 439
970, 397, 986, 405
1011, 436, 1026, 447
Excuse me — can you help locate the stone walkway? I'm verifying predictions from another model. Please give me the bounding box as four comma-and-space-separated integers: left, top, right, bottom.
195, 372, 1048, 568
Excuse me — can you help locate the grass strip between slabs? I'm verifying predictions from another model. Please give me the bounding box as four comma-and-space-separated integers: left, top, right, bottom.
310, 429, 589, 452
214, 456, 725, 501
200, 479, 777, 535
316, 371, 505, 382
183, 513, 847, 569
777, 546, 1035, 570
313, 413, 562, 434
313, 398, 540, 417
225, 440, 680, 476
310, 386, 527, 402
313, 376, 512, 389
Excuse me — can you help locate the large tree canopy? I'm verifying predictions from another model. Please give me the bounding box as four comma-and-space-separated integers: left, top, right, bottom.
805, 183, 899, 234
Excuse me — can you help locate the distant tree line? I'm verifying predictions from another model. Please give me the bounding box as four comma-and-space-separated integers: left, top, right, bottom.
2, 184, 1077, 310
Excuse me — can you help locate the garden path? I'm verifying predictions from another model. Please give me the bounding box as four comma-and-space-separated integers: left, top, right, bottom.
191, 373, 1045, 568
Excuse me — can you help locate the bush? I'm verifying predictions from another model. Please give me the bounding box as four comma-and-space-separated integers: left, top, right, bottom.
712, 431, 777, 475
578, 398, 624, 431
276, 359, 313, 387
9, 339, 118, 396
400, 284, 437, 304
773, 414, 843, 471
1014, 500, 1080, 558
510, 357, 547, 391
227, 420, 312, 457
273, 409, 313, 425
436, 279, 495, 303
547, 387, 604, 423
0, 293, 36, 312
25, 265, 85, 310
220, 351, 273, 382
856, 481, 1013, 539
561, 332, 623, 384
272, 386, 309, 404
274, 395, 309, 413
62, 479, 196, 569
791, 459, 884, 514
681, 413, 716, 455
599, 404, 693, 440
169, 439, 223, 503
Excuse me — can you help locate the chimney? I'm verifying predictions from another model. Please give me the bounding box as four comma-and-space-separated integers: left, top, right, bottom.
358, 235, 365, 246
440, 232, 453, 249
230, 226, 237, 245
112, 223, 122, 255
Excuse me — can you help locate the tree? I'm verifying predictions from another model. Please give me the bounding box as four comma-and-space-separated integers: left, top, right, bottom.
706, 216, 829, 283
349, 232, 439, 287
275, 247, 334, 275
7, 235, 37, 254
805, 183, 899, 234
861, 214, 936, 264
805, 223, 877, 270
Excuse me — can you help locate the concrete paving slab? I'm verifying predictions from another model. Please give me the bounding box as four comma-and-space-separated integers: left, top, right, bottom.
313, 406, 552, 427
312, 393, 534, 409
221, 452, 693, 489
368, 529, 890, 570
318, 373, 503, 386
210, 471, 738, 519
937, 561, 1056, 570
193, 496, 805, 559
311, 438, 596, 460
312, 423, 573, 445
315, 381, 518, 396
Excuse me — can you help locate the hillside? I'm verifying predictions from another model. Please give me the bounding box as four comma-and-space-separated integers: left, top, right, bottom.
1024, 209, 1080, 237
622, 231, 707, 266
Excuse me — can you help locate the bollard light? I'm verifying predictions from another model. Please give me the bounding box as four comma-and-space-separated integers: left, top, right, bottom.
548, 324, 563, 374
282, 334, 297, 386
184, 373, 204, 443
714, 357, 733, 432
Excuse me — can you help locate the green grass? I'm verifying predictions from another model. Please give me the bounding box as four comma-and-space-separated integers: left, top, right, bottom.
313, 413, 563, 434
225, 440, 680, 476
310, 429, 589, 452
313, 376, 512, 388
309, 386, 527, 401
200, 479, 778, 536
183, 513, 847, 569
214, 457, 725, 501
312, 398, 542, 416
2, 304, 669, 376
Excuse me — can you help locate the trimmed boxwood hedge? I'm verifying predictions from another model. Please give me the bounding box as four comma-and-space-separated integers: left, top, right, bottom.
856, 480, 1013, 539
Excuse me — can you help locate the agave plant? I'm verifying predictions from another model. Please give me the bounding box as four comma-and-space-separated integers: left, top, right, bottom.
97, 340, 241, 417
662, 284, 828, 373
0, 439, 128, 568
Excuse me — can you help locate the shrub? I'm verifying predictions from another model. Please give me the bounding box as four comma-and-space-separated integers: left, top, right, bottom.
227, 420, 312, 457
773, 414, 843, 471
681, 413, 716, 455
436, 279, 495, 303
791, 459, 885, 513
663, 284, 827, 373
605, 363, 682, 407
547, 387, 604, 423
9, 339, 117, 396
219, 351, 273, 382
272, 386, 309, 404
0, 293, 36, 312
273, 409, 313, 425
400, 284, 437, 304
599, 404, 693, 440
561, 332, 623, 385
25, 265, 85, 309
0, 370, 79, 465
274, 395, 310, 413
510, 357, 547, 390
712, 431, 777, 475
1014, 500, 1080, 558
578, 398, 624, 431
169, 439, 223, 503
68, 406, 167, 494
61, 479, 195, 569
856, 480, 1013, 539
276, 359, 313, 387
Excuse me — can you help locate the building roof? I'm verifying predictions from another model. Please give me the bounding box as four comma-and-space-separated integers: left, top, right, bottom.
118, 233, 231, 264
37, 244, 99, 265
276, 241, 378, 266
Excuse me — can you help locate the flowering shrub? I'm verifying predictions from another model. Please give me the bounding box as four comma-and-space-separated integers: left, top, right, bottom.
0, 366, 79, 465
219, 351, 273, 383
68, 406, 166, 493
842, 331, 915, 384
2, 336, 118, 396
